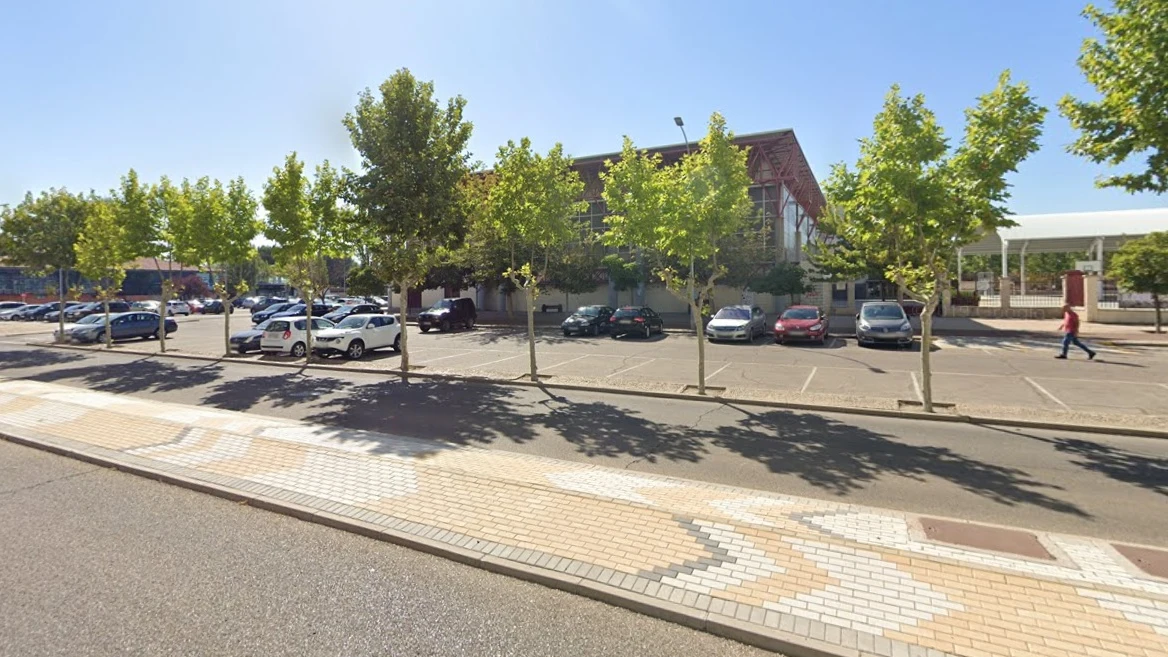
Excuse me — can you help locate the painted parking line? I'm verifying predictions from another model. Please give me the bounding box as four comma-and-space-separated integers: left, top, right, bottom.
471, 354, 523, 368
606, 358, 655, 378
415, 350, 476, 363
540, 354, 590, 370
909, 371, 924, 403
704, 362, 731, 382
1024, 377, 1070, 410
799, 367, 818, 394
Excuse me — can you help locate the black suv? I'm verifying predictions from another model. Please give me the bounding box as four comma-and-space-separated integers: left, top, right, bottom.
418, 298, 476, 332
609, 306, 664, 339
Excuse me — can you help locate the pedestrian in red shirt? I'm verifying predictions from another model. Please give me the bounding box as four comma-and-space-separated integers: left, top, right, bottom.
1055, 304, 1096, 360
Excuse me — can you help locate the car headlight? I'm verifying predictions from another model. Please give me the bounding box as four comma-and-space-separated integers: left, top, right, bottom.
809, 323, 822, 331
900, 321, 912, 331
859, 322, 871, 330
774, 322, 785, 330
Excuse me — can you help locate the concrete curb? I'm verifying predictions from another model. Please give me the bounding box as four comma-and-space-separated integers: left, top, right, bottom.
0, 428, 862, 657
31, 341, 1168, 440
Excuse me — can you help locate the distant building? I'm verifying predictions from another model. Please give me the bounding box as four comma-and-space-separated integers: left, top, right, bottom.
0, 257, 205, 302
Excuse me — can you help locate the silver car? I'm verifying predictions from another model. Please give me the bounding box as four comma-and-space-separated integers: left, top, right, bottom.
705, 305, 767, 342
856, 302, 913, 347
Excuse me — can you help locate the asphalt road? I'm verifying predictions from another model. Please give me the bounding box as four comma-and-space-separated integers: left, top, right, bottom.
22, 313, 1168, 416
1, 342, 1166, 546
0, 440, 766, 657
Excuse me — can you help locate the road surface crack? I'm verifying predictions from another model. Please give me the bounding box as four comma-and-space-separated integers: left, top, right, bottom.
623, 402, 723, 470
0, 467, 102, 500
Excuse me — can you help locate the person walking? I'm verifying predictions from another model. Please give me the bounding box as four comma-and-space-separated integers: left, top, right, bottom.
1055, 304, 1096, 360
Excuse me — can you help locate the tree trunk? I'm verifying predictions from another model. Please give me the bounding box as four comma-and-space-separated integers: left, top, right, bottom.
399, 281, 410, 375
103, 298, 112, 349
304, 294, 314, 365
156, 268, 168, 353
55, 268, 65, 346
694, 300, 706, 395
526, 286, 538, 382
223, 272, 232, 357
1154, 292, 1162, 333
919, 294, 938, 413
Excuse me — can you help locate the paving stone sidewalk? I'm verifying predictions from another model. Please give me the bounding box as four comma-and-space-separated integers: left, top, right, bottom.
1, 378, 1166, 657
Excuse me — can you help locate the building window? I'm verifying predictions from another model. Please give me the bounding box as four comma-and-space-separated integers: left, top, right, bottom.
749, 184, 778, 250
571, 199, 609, 236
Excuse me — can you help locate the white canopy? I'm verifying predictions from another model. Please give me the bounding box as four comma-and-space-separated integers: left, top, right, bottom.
962, 207, 1168, 255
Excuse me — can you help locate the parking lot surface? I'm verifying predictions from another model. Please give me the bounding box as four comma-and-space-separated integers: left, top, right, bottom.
25, 313, 1166, 419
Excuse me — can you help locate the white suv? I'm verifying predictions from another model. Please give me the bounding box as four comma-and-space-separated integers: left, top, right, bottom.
313, 314, 401, 360
166, 300, 191, 316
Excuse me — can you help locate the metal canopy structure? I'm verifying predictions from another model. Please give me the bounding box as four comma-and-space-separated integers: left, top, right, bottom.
957, 208, 1168, 292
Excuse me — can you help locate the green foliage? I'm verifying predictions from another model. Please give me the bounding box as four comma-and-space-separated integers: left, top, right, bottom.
75, 198, 127, 349
1060, 0, 1168, 193
548, 243, 602, 296
0, 188, 87, 274
346, 264, 387, 298
819, 72, 1046, 411
1110, 231, 1168, 331
344, 68, 473, 290
751, 262, 811, 298
115, 169, 156, 259
602, 254, 642, 294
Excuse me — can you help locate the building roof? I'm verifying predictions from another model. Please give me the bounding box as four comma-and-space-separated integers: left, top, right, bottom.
569, 129, 826, 221
961, 207, 1168, 255
126, 257, 203, 272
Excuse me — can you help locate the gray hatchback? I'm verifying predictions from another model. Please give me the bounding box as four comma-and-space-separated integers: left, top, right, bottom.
855, 302, 913, 347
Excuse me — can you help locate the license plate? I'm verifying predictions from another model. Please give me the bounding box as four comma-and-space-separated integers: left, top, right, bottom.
788, 331, 805, 337
620, 319, 631, 324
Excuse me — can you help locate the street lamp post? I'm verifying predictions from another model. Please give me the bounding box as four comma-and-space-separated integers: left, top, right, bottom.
674, 117, 696, 329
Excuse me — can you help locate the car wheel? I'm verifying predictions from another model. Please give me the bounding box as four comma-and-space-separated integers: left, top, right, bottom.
643, 324, 651, 339
440, 319, 451, 332
465, 317, 474, 329
392, 335, 401, 352
236, 345, 247, 354
563, 330, 571, 337
592, 324, 599, 336
420, 326, 430, 333
346, 340, 365, 360
291, 342, 306, 358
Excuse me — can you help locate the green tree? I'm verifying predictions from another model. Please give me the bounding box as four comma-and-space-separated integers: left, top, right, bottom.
147, 177, 196, 352
752, 262, 812, 299
602, 113, 754, 394
818, 72, 1045, 411
548, 242, 602, 309
262, 154, 349, 361
602, 254, 642, 306
482, 138, 587, 381
75, 198, 127, 348
1060, 0, 1168, 193
1110, 231, 1168, 332
346, 264, 387, 298
215, 177, 261, 355
0, 188, 88, 341
344, 68, 473, 374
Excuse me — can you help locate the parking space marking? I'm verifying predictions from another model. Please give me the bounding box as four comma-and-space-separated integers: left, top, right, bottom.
799, 367, 818, 394
540, 354, 590, 370
606, 358, 655, 378
1161, 383, 1168, 391
909, 371, 924, 403
1024, 377, 1070, 410
472, 354, 523, 368
415, 350, 476, 363
830, 338, 842, 349
704, 362, 731, 382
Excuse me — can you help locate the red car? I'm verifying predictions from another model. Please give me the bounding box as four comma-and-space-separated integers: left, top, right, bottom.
774, 305, 830, 344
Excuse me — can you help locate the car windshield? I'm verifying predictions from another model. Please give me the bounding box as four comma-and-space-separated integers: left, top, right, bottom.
714, 307, 751, 320
253, 320, 272, 331
613, 308, 641, 318
575, 307, 600, 317
336, 316, 366, 329
77, 315, 104, 325
430, 299, 454, 310
861, 305, 905, 320
266, 320, 290, 332
781, 308, 819, 320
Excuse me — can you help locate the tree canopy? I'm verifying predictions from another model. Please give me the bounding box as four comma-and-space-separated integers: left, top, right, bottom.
1060, 0, 1168, 193
1109, 231, 1168, 332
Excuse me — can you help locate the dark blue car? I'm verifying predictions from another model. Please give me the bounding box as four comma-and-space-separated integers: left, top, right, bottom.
68, 312, 177, 343
229, 319, 271, 353
251, 302, 297, 324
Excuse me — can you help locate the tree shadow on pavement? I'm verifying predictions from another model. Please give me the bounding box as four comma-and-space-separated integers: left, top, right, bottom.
304, 377, 540, 449
709, 405, 1088, 516
24, 357, 225, 395
1032, 435, 1167, 497
202, 372, 350, 411
0, 348, 86, 370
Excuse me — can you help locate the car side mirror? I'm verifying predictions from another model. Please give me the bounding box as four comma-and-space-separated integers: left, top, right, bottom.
855, 314, 861, 320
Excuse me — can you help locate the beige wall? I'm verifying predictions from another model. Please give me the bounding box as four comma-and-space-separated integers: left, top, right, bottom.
1094, 308, 1161, 325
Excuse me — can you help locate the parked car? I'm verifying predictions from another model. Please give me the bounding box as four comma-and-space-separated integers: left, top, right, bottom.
705, 305, 766, 342
64, 302, 104, 321
774, 305, 830, 345
856, 301, 913, 348
561, 305, 614, 336
228, 319, 272, 354
250, 296, 288, 313
131, 300, 160, 312
202, 299, 232, 314
67, 312, 177, 343
42, 302, 88, 323
313, 314, 401, 359
0, 301, 26, 313
53, 314, 105, 341
271, 302, 334, 320
418, 298, 477, 332
0, 304, 32, 320
167, 300, 192, 316
260, 316, 335, 357
10, 303, 55, 321
609, 306, 665, 339
322, 303, 380, 323
251, 302, 297, 324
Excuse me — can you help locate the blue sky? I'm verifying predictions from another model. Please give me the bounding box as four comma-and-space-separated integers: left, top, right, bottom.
1, 0, 1162, 215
